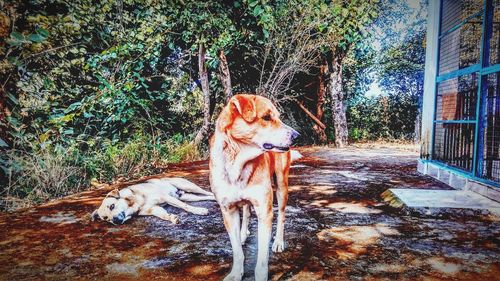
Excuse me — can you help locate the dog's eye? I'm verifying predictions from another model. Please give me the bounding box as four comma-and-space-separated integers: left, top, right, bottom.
262, 114, 272, 121
109, 204, 114, 211
102, 216, 108, 220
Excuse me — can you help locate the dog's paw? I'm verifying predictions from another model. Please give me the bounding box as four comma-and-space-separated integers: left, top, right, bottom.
169, 215, 180, 224
192, 207, 209, 216
272, 239, 285, 253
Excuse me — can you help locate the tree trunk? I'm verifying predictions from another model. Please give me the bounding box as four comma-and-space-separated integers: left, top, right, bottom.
313, 59, 328, 143
218, 49, 233, 102
327, 55, 348, 147
194, 44, 211, 146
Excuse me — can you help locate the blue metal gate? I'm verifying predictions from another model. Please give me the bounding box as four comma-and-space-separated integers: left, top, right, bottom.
432, 0, 500, 185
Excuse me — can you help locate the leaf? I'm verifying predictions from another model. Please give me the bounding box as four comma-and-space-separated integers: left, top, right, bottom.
6, 39, 22, 47
39, 132, 50, 143
253, 5, 264, 17
36, 27, 49, 37
83, 112, 94, 118
248, 0, 258, 7
63, 128, 74, 135
6, 93, 18, 104
10, 31, 24, 41
0, 138, 8, 148
66, 101, 82, 112
28, 33, 46, 43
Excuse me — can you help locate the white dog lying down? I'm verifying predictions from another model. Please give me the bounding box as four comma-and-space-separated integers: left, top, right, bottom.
91, 177, 215, 225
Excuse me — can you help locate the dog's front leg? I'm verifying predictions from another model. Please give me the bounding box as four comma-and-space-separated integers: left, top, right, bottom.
222, 207, 244, 281
140, 206, 179, 224
254, 193, 273, 281
273, 165, 289, 253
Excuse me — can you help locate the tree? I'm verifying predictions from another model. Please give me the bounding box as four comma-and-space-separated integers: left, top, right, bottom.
166, 1, 240, 146
320, 0, 379, 147
249, 0, 326, 103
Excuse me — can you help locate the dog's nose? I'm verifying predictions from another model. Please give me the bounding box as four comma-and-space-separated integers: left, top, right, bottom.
113, 212, 125, 224
290, 129, 300, 140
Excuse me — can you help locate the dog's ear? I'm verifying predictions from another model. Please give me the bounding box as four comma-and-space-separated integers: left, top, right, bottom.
106, 189, 120, 199
231, 95, 257, 123
218, 94, 257, 131
91, 209, 99, 221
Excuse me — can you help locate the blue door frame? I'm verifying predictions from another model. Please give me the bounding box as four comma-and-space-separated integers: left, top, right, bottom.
430, 0, 500, 188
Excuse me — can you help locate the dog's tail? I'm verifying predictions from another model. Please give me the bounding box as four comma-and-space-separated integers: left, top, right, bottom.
290, 150, 304, 162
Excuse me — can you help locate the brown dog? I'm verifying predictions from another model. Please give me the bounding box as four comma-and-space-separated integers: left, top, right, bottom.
209, 94, 299, 281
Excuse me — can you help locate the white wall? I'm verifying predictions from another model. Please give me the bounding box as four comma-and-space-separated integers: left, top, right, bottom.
420, 0, 441, 159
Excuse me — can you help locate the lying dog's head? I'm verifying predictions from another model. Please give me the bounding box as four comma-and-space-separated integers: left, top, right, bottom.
91, 189, 132, 225
217, 94, 299, 152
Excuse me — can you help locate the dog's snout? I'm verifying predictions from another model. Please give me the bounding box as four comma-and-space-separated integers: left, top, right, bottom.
113, 212, 126, 224
290, 129, 300, 140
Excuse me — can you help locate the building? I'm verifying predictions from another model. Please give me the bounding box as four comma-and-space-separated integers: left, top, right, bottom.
419, 0, 499, 200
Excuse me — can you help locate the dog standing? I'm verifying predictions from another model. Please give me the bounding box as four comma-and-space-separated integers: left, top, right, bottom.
209, 94, 299, 281
91, 177, 215, 225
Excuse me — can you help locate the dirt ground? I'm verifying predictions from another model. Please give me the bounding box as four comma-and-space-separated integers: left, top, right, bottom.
0, 146, 499, 281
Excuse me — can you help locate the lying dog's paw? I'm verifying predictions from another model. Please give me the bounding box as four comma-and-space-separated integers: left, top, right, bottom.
191, 207, 209, 216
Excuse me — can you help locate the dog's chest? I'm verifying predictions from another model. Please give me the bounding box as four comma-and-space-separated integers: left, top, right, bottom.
216, 166, 266, 208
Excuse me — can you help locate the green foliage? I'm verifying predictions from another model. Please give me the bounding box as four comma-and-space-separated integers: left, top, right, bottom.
347, 92, 419, 141
0, 1, 205, 209
319, 0, 380, 55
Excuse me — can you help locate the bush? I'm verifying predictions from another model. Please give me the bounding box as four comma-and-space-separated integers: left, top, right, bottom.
1, 148, 84, 210
347, 94, 418, 142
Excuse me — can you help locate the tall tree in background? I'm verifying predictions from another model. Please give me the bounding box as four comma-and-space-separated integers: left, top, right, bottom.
249, 0, 326, 103
320, 0, 379, 147
168, 1, 239, 146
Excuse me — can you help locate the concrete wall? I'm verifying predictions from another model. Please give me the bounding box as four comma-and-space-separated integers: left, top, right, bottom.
418, 160, 500, 202
420, 0, 440, 159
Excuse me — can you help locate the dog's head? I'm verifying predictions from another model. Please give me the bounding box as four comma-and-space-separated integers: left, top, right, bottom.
217, 94, 299, 152
91, 189, 132, 225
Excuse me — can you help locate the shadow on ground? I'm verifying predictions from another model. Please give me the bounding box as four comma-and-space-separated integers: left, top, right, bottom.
0, 146, 499, 280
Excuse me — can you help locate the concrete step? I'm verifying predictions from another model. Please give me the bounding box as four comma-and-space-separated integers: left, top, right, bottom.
382, 188, 500, 216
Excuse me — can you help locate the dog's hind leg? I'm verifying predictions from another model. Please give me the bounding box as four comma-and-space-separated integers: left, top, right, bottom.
254, 194, 273, 281
140, 206, 179, 224
162, 196, 209, 215
179, 193, 215, 202
168, 178, 213, 196
240, 204, 251, 245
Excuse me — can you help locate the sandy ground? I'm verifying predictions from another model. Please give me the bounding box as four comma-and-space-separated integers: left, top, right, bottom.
0, 146, 498, 281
